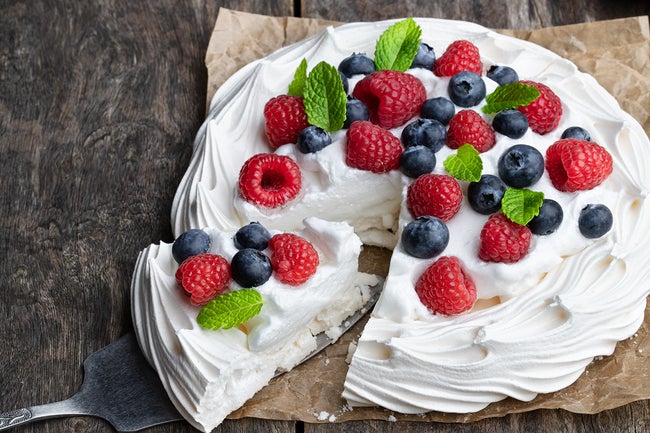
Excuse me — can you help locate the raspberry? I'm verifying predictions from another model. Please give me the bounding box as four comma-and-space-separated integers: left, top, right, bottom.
517, 80, 562, 135
352, 70, 426, 129
545, 138, 613, 192
415, 256, 476, 315
479, 213, 532, 263
238, 153, 302, 208
345, 120, 402, 173
175, 254, 231, 305
446, 109, 496, 153
263, 95, 310, 149
407, 174, 462, 222
433, 40, 483, 77
269, 233, 319, 286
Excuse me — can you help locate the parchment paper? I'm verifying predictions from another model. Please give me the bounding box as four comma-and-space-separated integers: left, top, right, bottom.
205, 8, 650, 423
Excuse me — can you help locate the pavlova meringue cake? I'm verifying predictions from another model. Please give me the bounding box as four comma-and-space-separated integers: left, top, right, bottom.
131, 16, 650, 432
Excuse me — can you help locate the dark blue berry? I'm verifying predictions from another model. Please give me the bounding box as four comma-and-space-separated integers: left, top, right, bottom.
339, 71, 349, 94
401, 216, 449, 259
498, 144, 545, 188
467, 174, 507, 215
420, 97, 455, 125
561, 126, 591, 141
527, 199, 563, 235
231, 248, 272, 287
172, 229, 211, 264
410, 42, 436, 69
233, 222, 271, 250
399, 145, 436, 178
486, 65, 519, 85
492, 109, 529, 139
338, 53, 375, 78
578, 204, 613, 239
448, 71, 486, 108
401, 118, 447, 152
343, 98, 370, 128
297, 126, 332, 154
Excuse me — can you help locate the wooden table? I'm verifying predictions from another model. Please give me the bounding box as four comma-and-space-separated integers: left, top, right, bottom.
1, 1, 649, 432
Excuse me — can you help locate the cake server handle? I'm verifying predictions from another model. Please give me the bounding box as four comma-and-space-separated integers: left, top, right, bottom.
0, 397, 89, 431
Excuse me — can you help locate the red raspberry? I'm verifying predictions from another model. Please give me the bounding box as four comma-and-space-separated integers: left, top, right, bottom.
517, 80, 562, 135
433, 40, 483, 77
352, 70, 426, 129
269, 233, 319, 286
345, 120, 402, 173
446, 109, 496, 153
545, 138, 613, 192
263, 95, 310, 149
175, 254, 231, 305
415, 256, 476, 315
479, 213, 532, 263
407, 174, 462, 221
238, 153, 302, 208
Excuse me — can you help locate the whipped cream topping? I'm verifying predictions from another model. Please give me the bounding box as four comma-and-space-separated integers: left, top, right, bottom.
138, 16, 650, 424
131, 217, 378, 432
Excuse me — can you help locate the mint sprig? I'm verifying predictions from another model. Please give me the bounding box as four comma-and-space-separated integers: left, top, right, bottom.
501, 188, 544, 226
374, 18, 422, 72
288, 58, 308, 97
303, 61, 347, 132
482, 82, 541, 114
443, 144, 483, 182
197, 289, 264, 330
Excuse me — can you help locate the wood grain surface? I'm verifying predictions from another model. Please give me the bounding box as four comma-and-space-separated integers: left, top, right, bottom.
1, 1, 648, 433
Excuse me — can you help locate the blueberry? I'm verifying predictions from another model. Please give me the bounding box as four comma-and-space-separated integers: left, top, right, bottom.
467, 174, 507, 215
338, 53, 375, 78
297, 126, 332, 154
578, 204, 613, 239
448, 71, 486, 108
410, 42, 436, 69
231, 248, 272, 287
492, 109, 529, 139
527, 199, 563, 235
498, 144, 545, 188
401, 216, 449, 259
486, 65, 519, 85
172, 229, 211, 264
561, 126, 591, 141
400, 118, 447, 152
399, 145, 436, 178
343, 98, 370, 128
339, 70, 349, 94
420, 97, 455, 125
233, 222, 271, 250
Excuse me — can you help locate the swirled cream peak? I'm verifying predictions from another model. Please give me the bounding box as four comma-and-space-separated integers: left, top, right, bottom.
131, 217, 378, 432
152, 16, 650, 425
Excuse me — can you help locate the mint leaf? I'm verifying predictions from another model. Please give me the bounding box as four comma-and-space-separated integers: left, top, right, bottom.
482, 82, 541, 114
443, 144, 483, 182
288, 58, 308, 97
304, 61, 347, 132
197, 289, 264, 330
501, 188, 544, 225
374, 18, 422, 71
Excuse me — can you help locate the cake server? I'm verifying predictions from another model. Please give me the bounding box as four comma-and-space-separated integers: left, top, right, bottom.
0, 279, 382, 432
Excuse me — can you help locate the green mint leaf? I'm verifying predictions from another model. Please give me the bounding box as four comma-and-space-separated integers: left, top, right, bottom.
303, 61, 347, 132
288, 58, 308, 97
374, 18, 422, 72
482, 82, 541, 114
501, 188, 545, 226
443, 144, 483, 182
197, 289, 264, 330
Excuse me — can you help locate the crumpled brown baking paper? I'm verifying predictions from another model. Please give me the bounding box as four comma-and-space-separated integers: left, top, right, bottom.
205, 8, 650, 423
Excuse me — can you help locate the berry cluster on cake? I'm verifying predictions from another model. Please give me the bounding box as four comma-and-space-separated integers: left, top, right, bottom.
131, 17, 650, 432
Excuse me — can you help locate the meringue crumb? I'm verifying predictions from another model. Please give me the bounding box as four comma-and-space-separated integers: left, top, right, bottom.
387, 415, 397, 422
345, 341, 358, 364
314, 411, 337, 422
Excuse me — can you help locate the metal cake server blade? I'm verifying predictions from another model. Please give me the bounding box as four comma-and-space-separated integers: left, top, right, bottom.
0, 278, 382, 432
